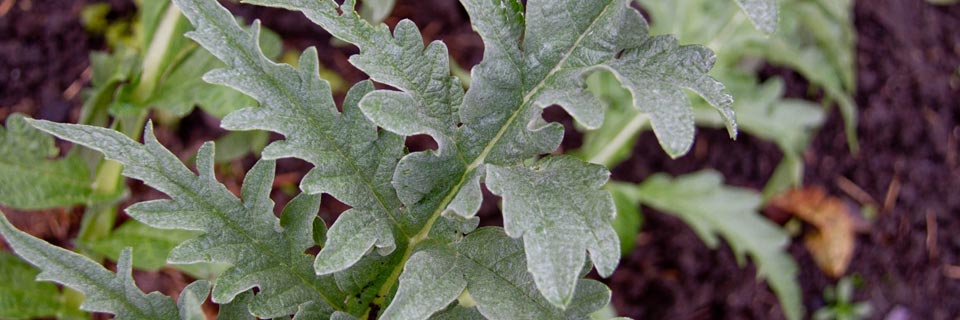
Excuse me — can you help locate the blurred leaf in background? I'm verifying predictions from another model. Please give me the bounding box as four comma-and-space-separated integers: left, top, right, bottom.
620, 171, 804, 320
0, 252, 63, 319
0, 114, 118, 210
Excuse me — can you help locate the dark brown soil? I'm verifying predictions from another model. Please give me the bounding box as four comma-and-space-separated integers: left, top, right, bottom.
1, 0, 958, 319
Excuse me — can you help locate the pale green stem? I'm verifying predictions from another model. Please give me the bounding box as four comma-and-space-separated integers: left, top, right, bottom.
131, 4, 182, 102
75, 2, 180, 250
706, 12, 747, 51
588, 114, 649, 168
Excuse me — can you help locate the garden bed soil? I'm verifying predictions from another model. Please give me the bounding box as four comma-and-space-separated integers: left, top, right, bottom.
1, 0, 959, 319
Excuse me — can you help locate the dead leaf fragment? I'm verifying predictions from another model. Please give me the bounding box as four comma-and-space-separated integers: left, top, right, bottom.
768, 187, 858, 277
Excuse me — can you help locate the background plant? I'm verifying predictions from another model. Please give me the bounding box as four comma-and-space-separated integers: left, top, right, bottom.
570, 0, 858, 319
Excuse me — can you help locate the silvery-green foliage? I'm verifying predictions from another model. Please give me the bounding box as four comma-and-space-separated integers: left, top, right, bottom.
0, 0, 740, 318
0, 213, 178, 319
216, 1, 734, 307
734, 0, 779, 34
28, 120, 344, 318
0, 209, 281, 319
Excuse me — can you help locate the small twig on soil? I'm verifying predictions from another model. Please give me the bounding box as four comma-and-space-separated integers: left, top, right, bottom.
926, 210, 938, 262
62, 66, 92, 100
944, 265, 960, 279
835, 176, 878, 207
948, 126, 958, 169
0, 0, 13, 17
883, 174, 901, 214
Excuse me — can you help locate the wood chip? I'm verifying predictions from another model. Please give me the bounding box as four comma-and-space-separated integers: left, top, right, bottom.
836, 176, 878, 207
768, 187, 859, 277
926, 210, 938, 261
883, 175, 901, 214
0, 0, 13, 17
944, 265, 960, 279
62, 66, 92, 100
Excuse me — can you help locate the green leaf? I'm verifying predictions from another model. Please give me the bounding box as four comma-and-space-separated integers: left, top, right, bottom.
733, 0, 779, 34
486, 156, 618, 307
456, 228, 611, 319
628, 171, 803, 320
0, 211, 178, 319
727, 79, 824, 196
602, 35, 735, 158
176, 0, 735, 315
607, 183, 644, 256
576, 71, 646, 168
230, 0, 730, 309
0, 113, 105, 209
745, 0, 857, 151
177, 280, 210, 320
359, 0, 397, 23
172, 0, 407, 283
212, 130, 270, 164
429, 305, 484, 320
216, 291, 256, 320
146, 25, 284, 118
385, 229, 612, 319
0, 251, 63, 319
28, 120, 343, 318
693, 78, 825, 195
85, 220, 199, 271
639, 0, 857, 152
379, 243, 466, 319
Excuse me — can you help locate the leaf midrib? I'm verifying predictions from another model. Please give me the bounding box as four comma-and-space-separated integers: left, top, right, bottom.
199, 0, 407, 239
369, 0, 619, 313
132, 152, 343, 313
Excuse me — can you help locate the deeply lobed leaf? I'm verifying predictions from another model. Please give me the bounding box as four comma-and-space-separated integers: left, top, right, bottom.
486, 156, 618, 307
219, 1, 734, 312
173, 0, 407, 285
382, 228, 611, 319
28, 120, 344, 318
0, 212, 178, 319
0, 0, 757, 318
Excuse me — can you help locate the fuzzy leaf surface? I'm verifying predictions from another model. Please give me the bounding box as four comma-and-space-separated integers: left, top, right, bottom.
486, 156, 618, 308
0, 212, 177, 319
383, 228, 611, 319
458, 229, 611, 319
28, 120, 344, 318
627, 171, 803, 320
733, 0, 779, 33
177, 281, 210, 320
601, 35, 735, 158
172, 0, 406, 281
231, 0, 731, 310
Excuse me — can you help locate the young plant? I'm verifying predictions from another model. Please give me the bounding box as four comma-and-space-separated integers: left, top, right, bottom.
813, 277, 872, 320
0, 0, 790, 319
